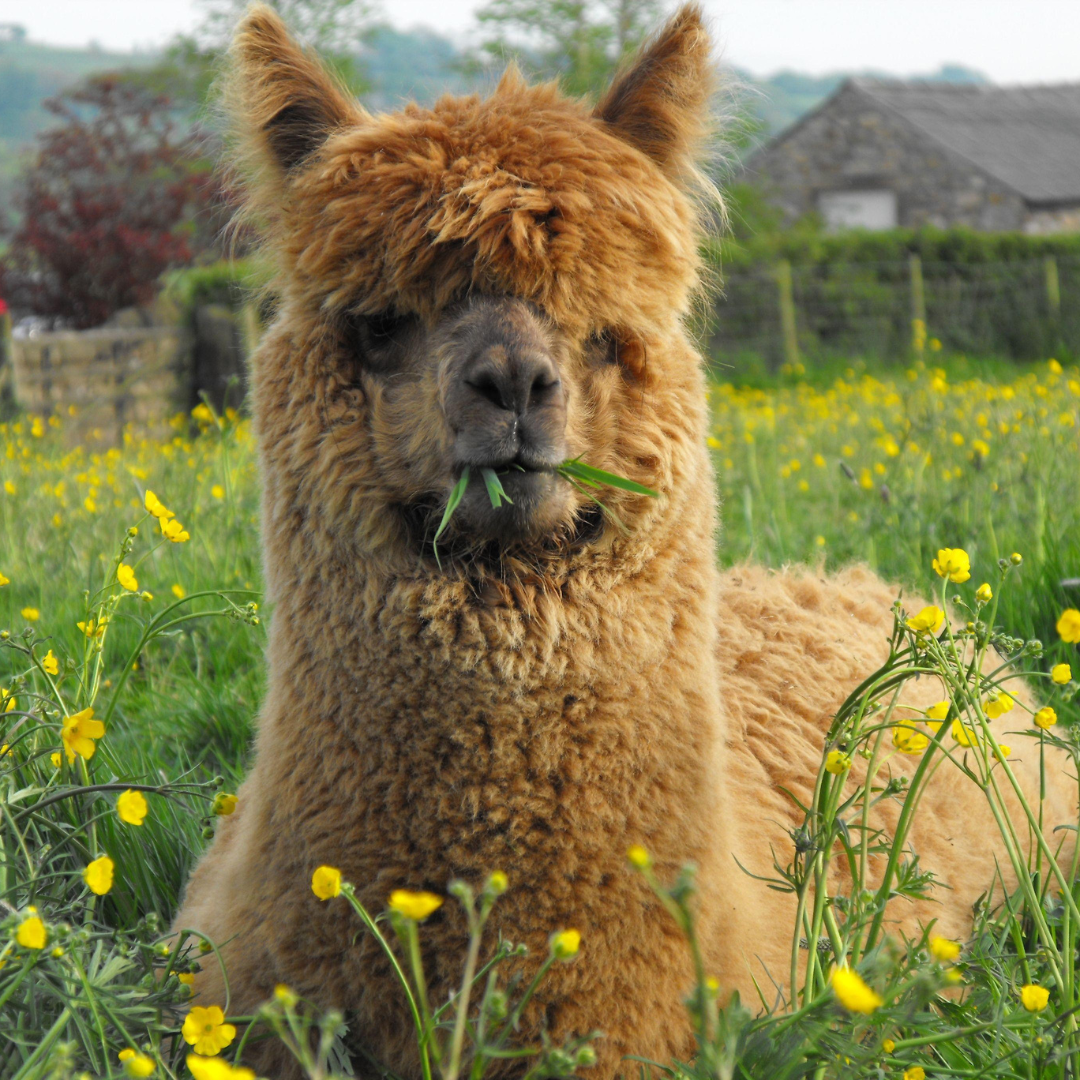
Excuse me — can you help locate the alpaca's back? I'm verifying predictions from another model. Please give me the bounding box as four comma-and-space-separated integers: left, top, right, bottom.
711, 564, 1075, 998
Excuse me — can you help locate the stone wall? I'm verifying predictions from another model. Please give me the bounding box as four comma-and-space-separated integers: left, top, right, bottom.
749, 82, 1027, 231
11, 325, 189, 444
1024, 205, 1080, 235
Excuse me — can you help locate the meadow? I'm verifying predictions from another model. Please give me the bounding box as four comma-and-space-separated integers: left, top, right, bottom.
2, 355, 1080, 1078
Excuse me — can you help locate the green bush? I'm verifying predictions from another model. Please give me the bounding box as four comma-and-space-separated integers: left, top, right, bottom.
164, 260, 269, 321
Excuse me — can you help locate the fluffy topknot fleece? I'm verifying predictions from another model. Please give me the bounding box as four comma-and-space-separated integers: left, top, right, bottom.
174, 6, 1074, 1077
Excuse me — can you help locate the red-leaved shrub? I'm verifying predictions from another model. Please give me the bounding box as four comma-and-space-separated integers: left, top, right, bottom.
0, 75, 225, 329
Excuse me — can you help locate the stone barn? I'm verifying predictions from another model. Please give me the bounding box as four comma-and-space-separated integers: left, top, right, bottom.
749, 79, 1080, 233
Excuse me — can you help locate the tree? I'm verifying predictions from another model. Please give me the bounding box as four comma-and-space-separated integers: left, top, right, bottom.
471, 0, 666, 98
0, 75, 222, 328
189, 0, 378, 93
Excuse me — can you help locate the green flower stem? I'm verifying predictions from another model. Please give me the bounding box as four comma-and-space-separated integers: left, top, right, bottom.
0, 959, 34, 1013
0, 798, 36, 882
99, 591, 258, 730
10, 1006, 72, 1080
402, 918, 441, 1066
175, 928, 233, 1015
341, 887, 433, 1080
13, 781, 203, 821
445, 906, 485, 1080
497, 955, 557, 1044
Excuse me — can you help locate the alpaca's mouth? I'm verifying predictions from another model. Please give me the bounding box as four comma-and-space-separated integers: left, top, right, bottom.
397, 466, 599, 567
454, 464, 566, 539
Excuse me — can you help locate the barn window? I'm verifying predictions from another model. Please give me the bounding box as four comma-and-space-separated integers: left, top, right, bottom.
818, 189, 898, 231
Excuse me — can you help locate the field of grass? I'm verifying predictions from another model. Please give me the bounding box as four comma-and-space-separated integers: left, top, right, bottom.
1, 356, 1079, 1078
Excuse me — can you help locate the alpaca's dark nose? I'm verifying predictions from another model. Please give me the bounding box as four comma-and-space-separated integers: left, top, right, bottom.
443, 300, 568, 470
462, 347, 561, 421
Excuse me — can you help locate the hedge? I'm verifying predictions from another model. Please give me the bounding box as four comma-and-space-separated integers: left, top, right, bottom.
704, 228, 1080, 366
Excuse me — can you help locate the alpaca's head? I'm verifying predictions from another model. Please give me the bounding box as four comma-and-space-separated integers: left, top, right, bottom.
231, 4, 717, 578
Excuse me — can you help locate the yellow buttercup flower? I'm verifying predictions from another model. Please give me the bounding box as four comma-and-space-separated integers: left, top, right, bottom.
274, 983, 299, 1006
1052, 663, 1072, 685
933, 547, 971, 583
2, 688, 16, 713
84, 854, 115, 895
984, 692, 1014, 719
311, 865, 342, 900
906, 606, 944, 635
903, 1069, 925, 1080
178, 971, 196, 987
144, 489, 173, 520
211, 484, 225, 499
976, 582, 993, 603
16, 914, 47, 949
77, 616, 108, 639
1034, 707, 1057, 730
389, 889, 444, 921
21, 607, 40, 622
892, 721, 929, 754
123, 1054, 155, 1078
117, 563, 138, 591
212, 792, 238, 816
42, 649, 59, 675
551, 928, 581, 959
161, 517, 190, 543
882, 1038, 896, 1054
951, 719, 978, 747
1058, 609, 1080, 644
925, 701, 951, 732
182, 1004, 237, 1055
172, 583, 186, 599
61, 707, 105, 763
487, 870, 509, 894
0, 572, 8, 587
830, 966, 883, 1014
118, 1049, 136, 1061
824, 750, 852, 774
186, 1054, 255, 1080
117, 789, 148, 826
1020, 983, 1050, 1012
628, 844, 651, 869
929, 935, 961, 962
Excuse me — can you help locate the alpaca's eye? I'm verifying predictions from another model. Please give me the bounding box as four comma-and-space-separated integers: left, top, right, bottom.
592, 330, 619, 366
346, 309, 412, 373
363, 311, 408, 341
590, 329, 647, 378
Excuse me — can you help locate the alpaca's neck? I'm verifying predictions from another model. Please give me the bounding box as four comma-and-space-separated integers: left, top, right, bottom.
253, 475, 728, 904
267, 507, 720, 721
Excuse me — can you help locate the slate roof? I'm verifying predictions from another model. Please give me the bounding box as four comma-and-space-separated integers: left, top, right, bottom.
850, 79, 1080, 205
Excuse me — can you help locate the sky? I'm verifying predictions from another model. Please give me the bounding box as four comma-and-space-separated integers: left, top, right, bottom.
0, 0, 1077, 85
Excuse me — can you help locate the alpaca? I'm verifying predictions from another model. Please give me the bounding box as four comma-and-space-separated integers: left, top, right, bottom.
174, 6, 1075, 1076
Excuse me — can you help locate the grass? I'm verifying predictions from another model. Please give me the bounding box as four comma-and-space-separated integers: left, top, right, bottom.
0, 356, 1078, 1078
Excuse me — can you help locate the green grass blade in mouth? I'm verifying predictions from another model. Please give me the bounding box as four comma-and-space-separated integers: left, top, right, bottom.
431, 460, 655, 564
556, 458, 660, 498
432, 466, 470, 567
481, 467, 514, 509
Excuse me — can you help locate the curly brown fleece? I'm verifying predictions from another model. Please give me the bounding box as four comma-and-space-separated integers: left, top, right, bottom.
174, 6, 1075, 1077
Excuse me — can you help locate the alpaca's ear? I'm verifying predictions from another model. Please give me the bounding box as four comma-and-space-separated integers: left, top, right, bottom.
228, 3, 362, 175
595, 5, 714, 179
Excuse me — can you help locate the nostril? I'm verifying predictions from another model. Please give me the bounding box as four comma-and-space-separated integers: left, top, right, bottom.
531, 373, 559, 397
466, 373, 507, 411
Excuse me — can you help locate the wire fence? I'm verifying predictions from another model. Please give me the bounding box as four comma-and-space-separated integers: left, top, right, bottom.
708, 254, 1080, 368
